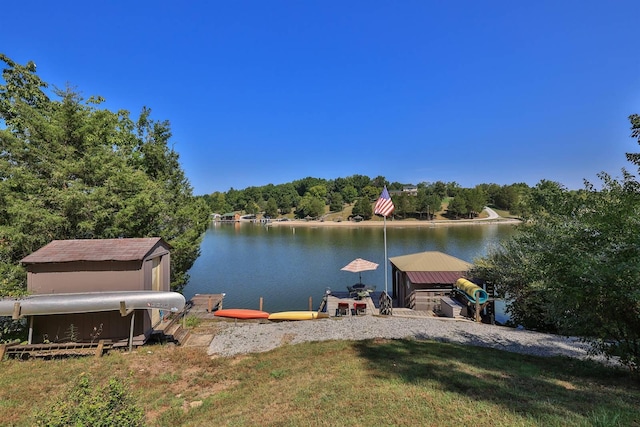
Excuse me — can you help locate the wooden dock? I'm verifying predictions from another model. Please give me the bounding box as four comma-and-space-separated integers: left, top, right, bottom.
186, 293, 225, 319
325, 294, 436, 318
325, 295, 374, 317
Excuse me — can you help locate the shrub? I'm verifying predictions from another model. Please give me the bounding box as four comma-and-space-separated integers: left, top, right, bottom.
33, 373, 145, 426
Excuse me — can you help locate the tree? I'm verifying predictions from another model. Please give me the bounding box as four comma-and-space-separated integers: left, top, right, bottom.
0, 55, 207, 295
415, 188, 430, 219
205, 191, 231, 214
361, 185, 379, 201
626, 113, 640, 166
351, 197, 373, 219
446, 181, 461, 197
432, 181, 448, 199
275, 183, 300, 215
416, 188, 442, 219
295, 194, 324, 218
392, 193, 413, 219
264, 197, 279, 218
469, 116, 640, 373
341, 185, 358, 204
523, 179, 572, 218
466, 186, 488, 218
244, 200, 260, 215
345, 174, 371, 193
493, 184, 522, 211
308, 184, 327, 199
328, 192, 344, 213
371, 175, 387, 188
293, 177, 327, 198
447, 194, 468, 218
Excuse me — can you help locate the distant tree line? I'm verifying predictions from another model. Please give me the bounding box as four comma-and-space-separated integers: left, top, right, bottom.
0, 54, 209, 297
200, 174, 576, 221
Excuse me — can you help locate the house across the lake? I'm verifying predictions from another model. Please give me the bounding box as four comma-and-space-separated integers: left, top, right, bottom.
219, 212, 241, 222
19, 237, 172, 345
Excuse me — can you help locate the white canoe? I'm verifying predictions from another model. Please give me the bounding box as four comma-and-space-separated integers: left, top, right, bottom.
0, 291, 185, 317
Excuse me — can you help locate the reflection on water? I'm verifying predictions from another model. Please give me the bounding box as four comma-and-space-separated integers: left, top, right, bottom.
184, 222, 517, 313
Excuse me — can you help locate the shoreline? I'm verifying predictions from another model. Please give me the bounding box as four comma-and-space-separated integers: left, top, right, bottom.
263, 217, 522, 228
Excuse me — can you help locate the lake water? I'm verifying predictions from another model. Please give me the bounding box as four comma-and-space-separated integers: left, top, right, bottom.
184, 222, 518, 317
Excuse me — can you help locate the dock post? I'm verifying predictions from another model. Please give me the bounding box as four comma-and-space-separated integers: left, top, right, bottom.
309, 296, 312, 311
207, 296, 213, 313
259, 297, 263, 311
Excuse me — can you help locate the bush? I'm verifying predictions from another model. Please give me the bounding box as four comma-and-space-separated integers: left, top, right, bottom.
33, 373, 145, 426
0, 317, 27, 343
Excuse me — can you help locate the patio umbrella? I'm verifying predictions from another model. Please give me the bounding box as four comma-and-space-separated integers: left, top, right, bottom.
341, 258, 379, 284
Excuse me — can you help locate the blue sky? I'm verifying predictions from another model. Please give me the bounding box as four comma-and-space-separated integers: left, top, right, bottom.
3, 1, 640, 195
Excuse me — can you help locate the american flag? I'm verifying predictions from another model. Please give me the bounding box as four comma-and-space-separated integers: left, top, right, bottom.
374, 186, 395, 217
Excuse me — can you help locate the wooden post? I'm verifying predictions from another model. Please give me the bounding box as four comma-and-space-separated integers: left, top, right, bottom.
120, 301, 133, 317
95, 340, 105, 358
12, 302, 20, 320
475, 300, 481, 322
207, 296, 213, 313
259, 297, 263, 311
309, 296, 313, 311
0, 339, 21, 361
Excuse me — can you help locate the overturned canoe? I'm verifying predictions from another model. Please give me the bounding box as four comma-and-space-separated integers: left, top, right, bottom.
268, 311, 329, 321
214, 309, 270, 319
0, 291, 186, 317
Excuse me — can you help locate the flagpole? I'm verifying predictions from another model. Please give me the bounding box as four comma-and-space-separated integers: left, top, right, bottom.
383, 214, 388, 294
374, 185, 394, 314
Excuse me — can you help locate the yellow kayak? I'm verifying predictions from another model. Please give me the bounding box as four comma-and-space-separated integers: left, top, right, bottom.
268, 311, 329, 321
455, 278, 489, 304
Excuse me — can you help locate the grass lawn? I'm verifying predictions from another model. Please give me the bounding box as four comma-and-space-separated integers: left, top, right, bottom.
1, 331, 638, 426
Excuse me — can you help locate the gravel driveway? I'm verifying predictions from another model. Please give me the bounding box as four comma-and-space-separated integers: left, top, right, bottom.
207, 315, 612, 365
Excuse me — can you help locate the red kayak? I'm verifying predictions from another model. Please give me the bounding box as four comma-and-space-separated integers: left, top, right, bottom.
214, 308, 270, 319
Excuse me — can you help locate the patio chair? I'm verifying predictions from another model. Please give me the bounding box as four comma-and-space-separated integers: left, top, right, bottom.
353, 302, 367, 315
336, 302, 350, 317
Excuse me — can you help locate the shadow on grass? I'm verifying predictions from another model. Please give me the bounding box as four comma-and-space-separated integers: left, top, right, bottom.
353, 338, 640, 424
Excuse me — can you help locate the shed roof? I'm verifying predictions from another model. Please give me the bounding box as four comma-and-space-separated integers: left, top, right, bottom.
21, 238, 169, 264
389, 251, 472, 272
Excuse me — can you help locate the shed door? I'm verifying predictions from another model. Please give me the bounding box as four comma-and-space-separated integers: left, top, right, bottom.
151, 257, 162, 325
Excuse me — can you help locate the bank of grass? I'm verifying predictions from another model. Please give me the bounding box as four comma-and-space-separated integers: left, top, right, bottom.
1, 335, 638, 426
